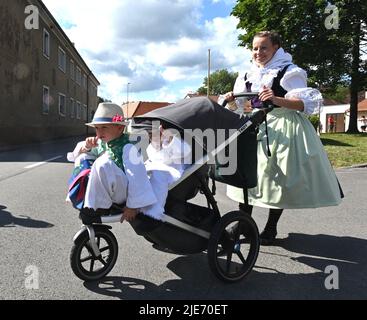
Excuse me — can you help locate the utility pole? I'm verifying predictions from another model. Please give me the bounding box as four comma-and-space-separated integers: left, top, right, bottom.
207, 49, 211, 97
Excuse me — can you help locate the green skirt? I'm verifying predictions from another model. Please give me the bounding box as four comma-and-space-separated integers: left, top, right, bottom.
227, 108, 342, 209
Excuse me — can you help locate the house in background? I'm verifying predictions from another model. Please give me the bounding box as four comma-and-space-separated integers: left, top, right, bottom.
319, 98, 349, 133
319, 92, 367, 133
0, 0, 99, 147
184, 92, 219, 103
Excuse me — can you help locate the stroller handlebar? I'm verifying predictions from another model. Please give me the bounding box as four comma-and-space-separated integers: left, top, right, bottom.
220, 91, 274, 113
233, 92, 260, 98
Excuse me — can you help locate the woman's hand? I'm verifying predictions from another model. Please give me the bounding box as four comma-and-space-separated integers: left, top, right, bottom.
259, 86, 275, 102
120, 207, 138, 223
224, 91, 235, 102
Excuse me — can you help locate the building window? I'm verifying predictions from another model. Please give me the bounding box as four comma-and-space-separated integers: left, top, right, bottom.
70, 60, 75, 81
42, 86, 50, 114
83, 104, 87, 121
76, 101, 81, 119
70, 98, 75, 118
58, 47, 66, 72
76, 67, 81, 85
43, 29, 50, 58
59, 93, 66, 116
83, 74, 87, 89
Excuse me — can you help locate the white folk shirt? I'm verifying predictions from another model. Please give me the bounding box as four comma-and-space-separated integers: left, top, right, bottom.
69, 143, 157, 210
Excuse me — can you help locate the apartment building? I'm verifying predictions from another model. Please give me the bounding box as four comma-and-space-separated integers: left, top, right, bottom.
0, 0, 99, 146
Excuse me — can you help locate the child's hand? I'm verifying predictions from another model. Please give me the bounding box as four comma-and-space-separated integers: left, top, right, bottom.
82, 137, 98, 152
120, 207, 138, 223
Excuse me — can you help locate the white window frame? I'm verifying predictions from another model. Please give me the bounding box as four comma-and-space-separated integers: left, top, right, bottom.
58, 47, 66, 73
43, 29, 50, 59
58, 93, 66, 116
42, 86, 50, 114
70, 98, 75, 118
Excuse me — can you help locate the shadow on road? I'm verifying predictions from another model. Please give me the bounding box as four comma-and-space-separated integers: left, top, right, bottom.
0, 205, 54, 228
276, 233, 367, 264
82, 233, 367, 300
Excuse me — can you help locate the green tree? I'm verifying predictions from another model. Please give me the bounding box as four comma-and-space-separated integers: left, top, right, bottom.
232, 0, 367, 133
323, 85, 349, 103
197, 69, 238, 95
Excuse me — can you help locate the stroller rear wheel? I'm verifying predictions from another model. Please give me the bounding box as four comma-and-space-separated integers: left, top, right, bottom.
208, 211, 259, 282
70, 227, 118, 281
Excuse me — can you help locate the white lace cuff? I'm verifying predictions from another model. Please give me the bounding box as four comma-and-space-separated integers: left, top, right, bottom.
285, 88, 323, 115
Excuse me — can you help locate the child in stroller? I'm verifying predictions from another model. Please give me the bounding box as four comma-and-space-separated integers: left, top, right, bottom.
139, 121, 192, 221
69, 96, 270, 283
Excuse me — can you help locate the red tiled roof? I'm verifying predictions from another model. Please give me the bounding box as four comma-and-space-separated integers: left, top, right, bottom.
358, 99, 367, 111
122, 101, 171, 118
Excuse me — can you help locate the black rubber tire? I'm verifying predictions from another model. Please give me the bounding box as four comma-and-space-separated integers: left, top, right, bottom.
70, 228, 118, 281
207, 211, 260, 282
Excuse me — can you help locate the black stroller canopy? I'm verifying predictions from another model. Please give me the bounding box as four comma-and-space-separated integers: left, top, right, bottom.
132, 96, 261, 190
133, 97, 247, 131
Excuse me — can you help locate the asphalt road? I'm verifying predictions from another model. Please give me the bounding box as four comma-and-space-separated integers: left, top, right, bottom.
0, 137, 366, 300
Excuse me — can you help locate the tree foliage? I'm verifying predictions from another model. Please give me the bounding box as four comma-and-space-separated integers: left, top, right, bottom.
232, 0, 367, 132
197, 69, 238, 95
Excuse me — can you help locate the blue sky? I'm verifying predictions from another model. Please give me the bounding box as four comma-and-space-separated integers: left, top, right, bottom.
42, 0, 252, 104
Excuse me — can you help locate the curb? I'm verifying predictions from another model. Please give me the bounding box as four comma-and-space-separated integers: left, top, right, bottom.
338, 163, 367, 169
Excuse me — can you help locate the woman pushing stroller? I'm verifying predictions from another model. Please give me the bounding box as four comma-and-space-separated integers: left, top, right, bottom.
223, 31, 343, 245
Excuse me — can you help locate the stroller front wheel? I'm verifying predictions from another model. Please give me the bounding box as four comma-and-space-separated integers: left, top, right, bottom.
207, 211, 260, 282
70, 227, 118, 281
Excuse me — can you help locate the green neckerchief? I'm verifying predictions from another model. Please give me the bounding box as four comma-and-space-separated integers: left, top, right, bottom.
95, 134, 131, 172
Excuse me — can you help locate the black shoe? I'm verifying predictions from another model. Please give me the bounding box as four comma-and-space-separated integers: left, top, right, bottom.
79, 207, 110, 225
260, 228, 277, 245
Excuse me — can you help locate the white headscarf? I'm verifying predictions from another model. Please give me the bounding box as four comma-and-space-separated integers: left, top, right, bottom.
238, 48, 294, 92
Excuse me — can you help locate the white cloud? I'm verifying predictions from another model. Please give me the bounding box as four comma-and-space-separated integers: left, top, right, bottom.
42, 0, 251, 103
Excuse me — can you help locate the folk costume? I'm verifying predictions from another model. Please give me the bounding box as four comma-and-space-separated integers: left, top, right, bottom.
140, 134, 192, 221
67, 103, 157, 212
226, 48, 342, 209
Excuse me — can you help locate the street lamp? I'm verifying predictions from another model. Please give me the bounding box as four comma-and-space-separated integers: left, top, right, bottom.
126, 82, 131, 119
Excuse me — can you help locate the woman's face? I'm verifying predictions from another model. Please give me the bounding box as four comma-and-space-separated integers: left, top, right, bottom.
252, 36, 279, 67
94, 124, 124, 142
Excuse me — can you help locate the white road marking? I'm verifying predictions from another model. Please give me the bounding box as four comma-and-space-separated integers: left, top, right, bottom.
24, 155, 63, 169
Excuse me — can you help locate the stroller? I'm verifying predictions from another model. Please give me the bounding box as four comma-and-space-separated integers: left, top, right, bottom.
70, 94, 272, 283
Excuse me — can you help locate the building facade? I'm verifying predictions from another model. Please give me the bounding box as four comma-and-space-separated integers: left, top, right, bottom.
0, 0, 99, 146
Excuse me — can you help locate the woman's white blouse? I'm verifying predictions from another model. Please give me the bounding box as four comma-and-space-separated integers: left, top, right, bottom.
232, 65, 323, 115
